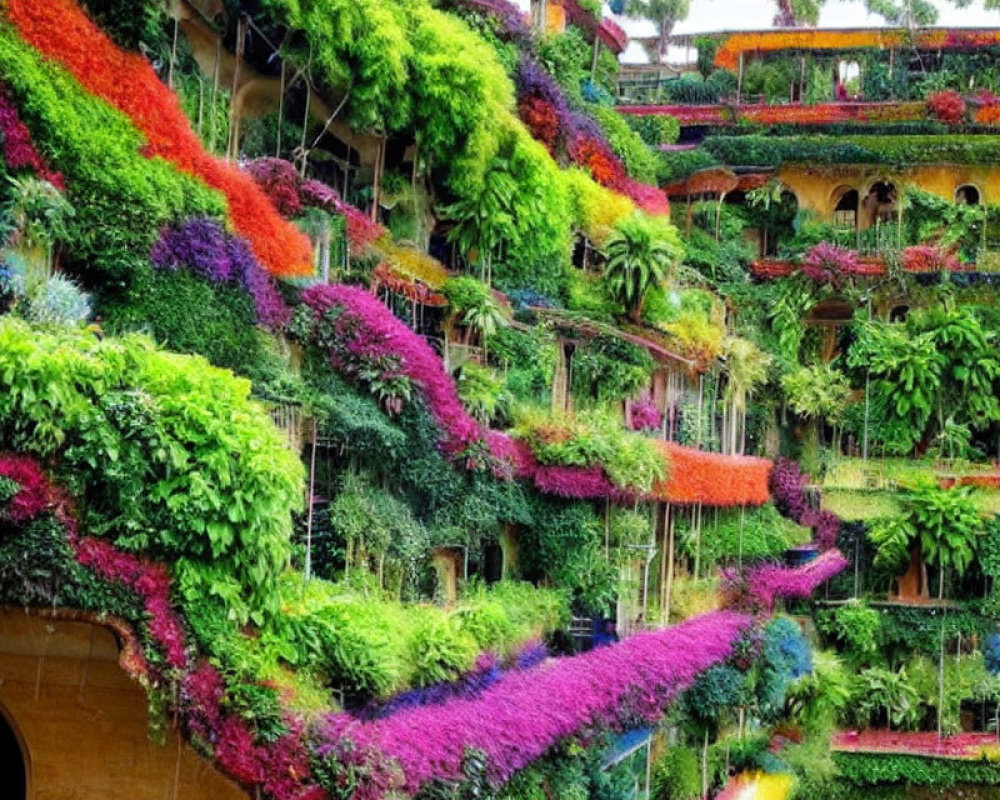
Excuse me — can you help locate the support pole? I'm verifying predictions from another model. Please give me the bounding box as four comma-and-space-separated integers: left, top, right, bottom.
304, 419, 318, 580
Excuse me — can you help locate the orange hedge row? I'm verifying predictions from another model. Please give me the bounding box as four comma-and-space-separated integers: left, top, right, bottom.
653, 442, 772, 507
7, 0, 313, 278
714, 29, 1000, 71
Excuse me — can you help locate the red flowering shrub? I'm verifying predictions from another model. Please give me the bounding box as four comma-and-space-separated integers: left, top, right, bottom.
926, 90, 967, 125
569, 134, 628, 191
902, 244, 960, 273
801, 242, 860, 287
518, 96, 562, 153
7, 0, 313, 278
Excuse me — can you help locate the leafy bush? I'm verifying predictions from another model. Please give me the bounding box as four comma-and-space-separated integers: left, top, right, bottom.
626, 114, 680, 147
816, 600, 884, 666
15, 272, 90, 327
651, 746, 700, 800
0, 319, 303, 618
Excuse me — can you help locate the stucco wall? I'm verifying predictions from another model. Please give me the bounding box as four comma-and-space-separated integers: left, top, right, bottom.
779, 164, 1000, 222
0, 608, 247, 800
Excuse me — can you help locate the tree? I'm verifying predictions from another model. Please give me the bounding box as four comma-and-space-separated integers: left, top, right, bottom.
869, 485, 983, 599
864, 0, 940, 27
624, 0, 691, 62
602, 215, 682, 323
774, 0, 825, 26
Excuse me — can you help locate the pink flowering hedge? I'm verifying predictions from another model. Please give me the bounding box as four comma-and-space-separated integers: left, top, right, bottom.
302, 284, 772, 506
314, 610, 753, 796
832, 730, 998, 759
731, 550, 850, 611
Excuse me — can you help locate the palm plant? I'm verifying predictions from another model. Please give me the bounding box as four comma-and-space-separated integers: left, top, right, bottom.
442, 158, 517, 285
603, 216, 681, 323
722, 337, 771, 455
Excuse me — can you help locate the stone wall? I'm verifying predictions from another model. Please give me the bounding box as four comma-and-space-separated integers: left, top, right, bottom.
0, 608, 247, 800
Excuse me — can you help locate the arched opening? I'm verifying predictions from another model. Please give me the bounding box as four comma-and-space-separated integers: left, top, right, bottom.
863, 181, 898, 227
0, 707, 26, 800
833, 188, 859, 233
956, 184, 981, 206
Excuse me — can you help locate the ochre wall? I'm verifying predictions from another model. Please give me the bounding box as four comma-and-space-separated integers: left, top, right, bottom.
778, 164, 1000, 222
0, 608, 247, 800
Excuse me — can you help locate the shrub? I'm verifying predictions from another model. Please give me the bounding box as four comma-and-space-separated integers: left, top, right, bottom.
926, 90, 967, 125
0, 319, 303, 618
19, 273, 91, 326
652, 746, 700, 800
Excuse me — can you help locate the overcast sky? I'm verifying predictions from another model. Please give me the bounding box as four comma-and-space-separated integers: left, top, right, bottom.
668, 0, 999, 35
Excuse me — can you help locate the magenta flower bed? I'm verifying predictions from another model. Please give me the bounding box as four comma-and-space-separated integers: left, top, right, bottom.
739, 550, 849, 610
0, 83, 64, 189
315, 610, 753, 795
833, 730, 998, 759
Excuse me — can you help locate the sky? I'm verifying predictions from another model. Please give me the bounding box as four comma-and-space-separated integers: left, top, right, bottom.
604, 0, 1000, 63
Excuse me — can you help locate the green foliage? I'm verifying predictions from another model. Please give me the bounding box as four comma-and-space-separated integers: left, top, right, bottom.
589, 105, 661, 184
781, 364, 852, 425
626, 114, 680, 147
651, 745, 700, 800
833, 751, 1000, 788
677, 504, 810, 569
684, 664, 750, 729
603, 213, 683, 321
786, 650, 852, 732
78, 0, 168, 50
4, 175, 74, 252
0, 319, 303, 618
487, 325, 558, 405
326, 470, 430, 595
702, 134, 1000, 169
101, 269, 280, 378
442, 276, 509, 341
457, 363, 512, 426
850, 666, 920, 729
572, 333, 654, 405
519, 496, 617, 614
848, 319, 945, 455
816, 600, 884, 666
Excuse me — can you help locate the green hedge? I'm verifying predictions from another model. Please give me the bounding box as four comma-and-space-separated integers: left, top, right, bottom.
833, 752, 1000, 788
702, 135, 1000, 168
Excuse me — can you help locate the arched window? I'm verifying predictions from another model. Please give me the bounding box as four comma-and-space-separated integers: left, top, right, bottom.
0, 708, 26, 800
956, 184, 981, 206
864, 181, 898, 226
833, 188, 859, 231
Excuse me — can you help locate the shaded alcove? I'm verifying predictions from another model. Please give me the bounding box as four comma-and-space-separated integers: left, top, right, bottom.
0, 707, 26, 800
